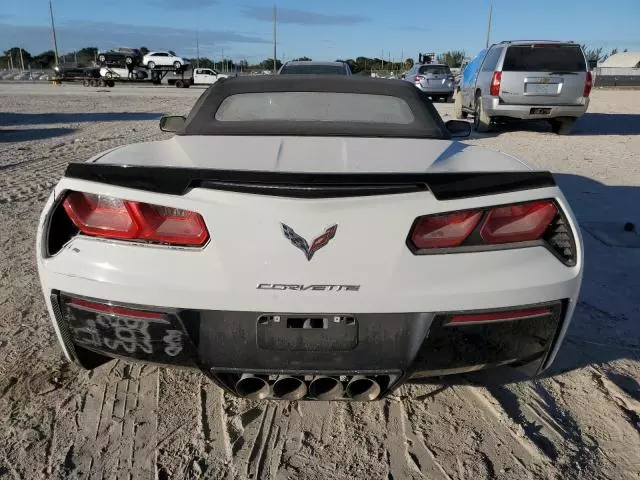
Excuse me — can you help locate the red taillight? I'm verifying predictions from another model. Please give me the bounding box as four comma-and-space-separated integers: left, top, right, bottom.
413, 75, 422, 82
583, 71, 592, 97
68, 297, 165, 319
411, 210, 483, 249
408, 200, 560, 251
449, 307, 552, 325
63, 192, 138, 239
489, 71, 502, 96
480, 200, 557, 244
63, 191, 209, 247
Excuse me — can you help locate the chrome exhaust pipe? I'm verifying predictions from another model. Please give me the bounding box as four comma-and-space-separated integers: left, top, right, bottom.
272, 376, 307, 400
235, 374, 270, 400
309, 376, 344, 400
345, 376, 381, 401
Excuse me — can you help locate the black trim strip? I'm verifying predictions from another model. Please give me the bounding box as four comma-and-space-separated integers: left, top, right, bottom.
64, 163, 555, 200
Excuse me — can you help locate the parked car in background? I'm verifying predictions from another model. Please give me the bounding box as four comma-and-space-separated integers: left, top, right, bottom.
143, 51, 189, 69
455, 41, 591, 134
167, 68, 229, 87
98, 48, 142, 66
53, 63, 101, 80
278, 61, 352, 75
99, 67, 148, 80
403, 63, 455, 102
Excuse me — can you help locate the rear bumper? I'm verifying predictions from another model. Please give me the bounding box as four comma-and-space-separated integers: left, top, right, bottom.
415, 82, 454, 94
484, 96, 589, 119
47, 290, 567, 400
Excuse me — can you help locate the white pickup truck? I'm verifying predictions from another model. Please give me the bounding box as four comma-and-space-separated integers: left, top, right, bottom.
168, 68, 229, 88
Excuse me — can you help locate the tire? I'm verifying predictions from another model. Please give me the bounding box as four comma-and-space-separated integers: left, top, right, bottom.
453, 91, 464, 119
473, 95, 491, 132
82, 79, 89, 87
89, 79, 97, 87
550, 117, 575, 135
98, 54, 106, 63
147, 61, 156, 69
98, 79, 106, 87
173, 61, 182, 69
125, 56, 133, 65
175, 79, 184, 88
106, 80, 115, 87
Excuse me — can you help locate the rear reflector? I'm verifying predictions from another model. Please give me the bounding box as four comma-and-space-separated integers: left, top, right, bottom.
480, 200, 557, 244
63, 191, 209, 247
68, 297, 165, 320
449, 307, 552, 325
411, 210, 483, 249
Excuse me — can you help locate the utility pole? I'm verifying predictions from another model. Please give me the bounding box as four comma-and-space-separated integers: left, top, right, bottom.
222, 47, 225, 72
196, 31, 200, 68
381, 49, 384, 70
49, 0, 60, 66
485, 0, 493, 48
20, 48, 25, 71
272, 4, 277, 74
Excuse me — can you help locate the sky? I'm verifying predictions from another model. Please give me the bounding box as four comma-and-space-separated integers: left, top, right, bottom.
1, 0, 639, 63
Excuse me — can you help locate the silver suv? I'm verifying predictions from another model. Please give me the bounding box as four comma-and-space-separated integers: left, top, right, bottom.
455, 41, 592, 134
278, 61, 352, 75
403, 63, 455, 102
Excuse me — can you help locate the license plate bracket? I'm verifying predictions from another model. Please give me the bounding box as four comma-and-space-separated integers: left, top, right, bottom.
530, 107, 552, 115
257, 314, 358, 351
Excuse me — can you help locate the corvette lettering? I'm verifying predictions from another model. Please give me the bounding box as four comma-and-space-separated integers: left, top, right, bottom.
257, 283, 360, 292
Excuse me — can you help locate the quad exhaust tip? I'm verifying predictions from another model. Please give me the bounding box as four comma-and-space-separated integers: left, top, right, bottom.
235, 374, 270, 400
309, 376, 344, 400
345, 376, 381, 401
272, 376, 307, 400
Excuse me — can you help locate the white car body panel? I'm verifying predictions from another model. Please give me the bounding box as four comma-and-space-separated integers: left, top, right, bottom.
90, 136, 532, 173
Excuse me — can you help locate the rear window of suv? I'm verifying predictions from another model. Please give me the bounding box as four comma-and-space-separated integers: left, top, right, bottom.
418, 65, 452, 75
502, 44, 586, 72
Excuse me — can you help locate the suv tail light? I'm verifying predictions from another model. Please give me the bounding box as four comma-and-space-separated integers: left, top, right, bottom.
408, 200, 573, 263
583, 71, 593, 97
413, 75, 422, 82
62, 191, 209, 246
489, 71, 502, 96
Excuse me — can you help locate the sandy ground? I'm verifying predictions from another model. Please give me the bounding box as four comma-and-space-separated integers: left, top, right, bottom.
0, 83, 639, 480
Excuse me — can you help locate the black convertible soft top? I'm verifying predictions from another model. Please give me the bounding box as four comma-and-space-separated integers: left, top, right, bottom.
180, 75, 449, 139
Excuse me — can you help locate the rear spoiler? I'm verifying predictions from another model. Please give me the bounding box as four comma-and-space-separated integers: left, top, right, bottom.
64, 163, 555, 200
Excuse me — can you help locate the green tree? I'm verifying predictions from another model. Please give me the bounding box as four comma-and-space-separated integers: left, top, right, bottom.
140, 46, 150, 55
404, 57, 414, 69
261, 58, 282, 71
32, 50, 56, 68
292, 56, 312, 61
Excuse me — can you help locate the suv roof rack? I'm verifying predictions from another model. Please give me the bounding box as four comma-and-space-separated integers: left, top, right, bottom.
498, 40, 575, 44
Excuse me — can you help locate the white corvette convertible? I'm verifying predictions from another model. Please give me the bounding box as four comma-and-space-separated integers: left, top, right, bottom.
37, 76, 583, 401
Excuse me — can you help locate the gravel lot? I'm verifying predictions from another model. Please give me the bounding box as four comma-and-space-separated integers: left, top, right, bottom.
0, 83, 639, 480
